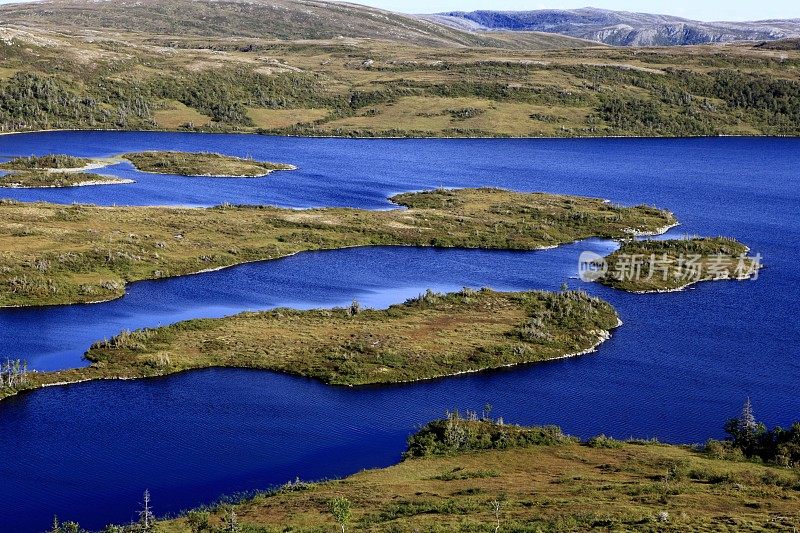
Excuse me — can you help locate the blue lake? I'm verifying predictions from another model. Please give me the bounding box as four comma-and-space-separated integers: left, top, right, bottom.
0, 132, 798, 531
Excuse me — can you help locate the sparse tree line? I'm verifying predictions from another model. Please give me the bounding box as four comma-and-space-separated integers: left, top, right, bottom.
707, 398, 800, 467
406, 402, 800, 471
48, 489, 243, 533
2, 56, 800, 135
0, 358, 28, 391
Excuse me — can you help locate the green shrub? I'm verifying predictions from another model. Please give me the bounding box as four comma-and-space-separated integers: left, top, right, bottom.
405, 413, 572, 458
587, 434, 624, 449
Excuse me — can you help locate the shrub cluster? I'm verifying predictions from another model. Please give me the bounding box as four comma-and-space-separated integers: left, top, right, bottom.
713, 399, 800, 467
404, 411, 574, 458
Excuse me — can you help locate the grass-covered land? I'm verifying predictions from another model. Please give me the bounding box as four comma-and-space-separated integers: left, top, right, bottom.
0, 188, 675, 307
0, 153, 128, 188
0, 171, 128, 189
598, 237, 761, 293
0, 154, 92, 170
77, 414, 799, 533
86, 288, 618, 384
122, 151, 295, 177
0, 288, 619, 400
0, 16, 799, 138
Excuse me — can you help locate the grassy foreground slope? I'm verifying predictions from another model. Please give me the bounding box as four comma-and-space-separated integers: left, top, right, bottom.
150, 418, 800, 532
0, 288, 619, 399
0, 11, 798, 137
0, 188, 674, 307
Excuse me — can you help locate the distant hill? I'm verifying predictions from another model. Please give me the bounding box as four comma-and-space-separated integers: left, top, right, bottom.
423, 7, 800, 46
0, 0, 592, 50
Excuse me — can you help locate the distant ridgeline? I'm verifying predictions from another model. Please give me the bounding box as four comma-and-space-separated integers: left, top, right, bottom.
426, 8, 800, 46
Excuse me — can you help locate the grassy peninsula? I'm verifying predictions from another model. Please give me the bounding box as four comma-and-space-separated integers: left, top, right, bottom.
0, 188, 675, 307
0, 171, 129, 189
86, 288, 618, 385
122, 151, 296, 177
0, 289, 619, 398
598, 237, 761, 293
0, 288, 619, 400
125, 415, 799, 532
0, 154, 128, 188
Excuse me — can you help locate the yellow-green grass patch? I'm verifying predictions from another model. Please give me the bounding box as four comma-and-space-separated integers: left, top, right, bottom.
153, 101, 213, 129
246, 107, 330, 129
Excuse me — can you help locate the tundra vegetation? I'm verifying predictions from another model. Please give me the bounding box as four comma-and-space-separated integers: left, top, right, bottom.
0, 154, 126, 188
598, 237, 761, 292
122, 151, 295, 176
0, 154, 93, 170
0, 10, 798, 138
49, 410, 800, 532
0, 187, 676, 307
0, 171, 126, 189
0, 288, 619, 398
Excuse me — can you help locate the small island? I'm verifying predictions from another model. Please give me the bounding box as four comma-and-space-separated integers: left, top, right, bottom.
0, 154, 94, 170
0, 171, 130, 189
0, 154, 130, 188
122, 151, 297, 177
0, 288, 619, 399
598, 237, 762, 293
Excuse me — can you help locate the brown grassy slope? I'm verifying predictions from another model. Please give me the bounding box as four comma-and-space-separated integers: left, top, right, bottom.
1, 21, 798, 137
0, 0, 591, 49
156, 435, 800, 531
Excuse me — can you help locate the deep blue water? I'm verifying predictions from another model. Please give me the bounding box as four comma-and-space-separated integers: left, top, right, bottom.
0, 132, 798, 531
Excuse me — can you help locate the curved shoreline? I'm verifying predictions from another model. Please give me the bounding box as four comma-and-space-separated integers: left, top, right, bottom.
0, 188, 677, 309
625, 269, 764, 294
0, 156, 128, 188
0, 242, 565, 311
374, 319, 622, 387
597, 239, 762, 293
0, 223, 672, 311
2, 128, 800, 141
0, 315, 622, 403
0, 178, 135, 189
128, 164, 298, 178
